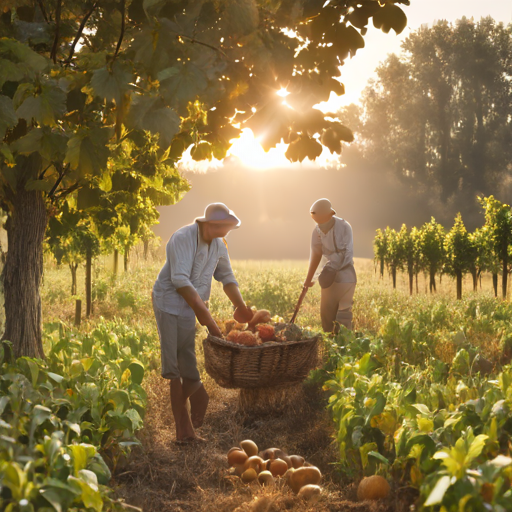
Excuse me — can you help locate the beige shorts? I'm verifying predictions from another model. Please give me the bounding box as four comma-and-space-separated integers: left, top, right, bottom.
153, 305, 200, 381
321, 281, 356, 318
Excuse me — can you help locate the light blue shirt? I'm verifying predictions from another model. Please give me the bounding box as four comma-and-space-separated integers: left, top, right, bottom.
153, 222, 238, 317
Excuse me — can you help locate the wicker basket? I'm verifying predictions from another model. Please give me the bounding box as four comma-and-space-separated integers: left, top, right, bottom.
202, 334, 320, 389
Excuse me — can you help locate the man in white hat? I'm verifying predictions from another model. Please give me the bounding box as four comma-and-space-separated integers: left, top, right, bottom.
152, 203, 253, 443
303, 198, 357, 333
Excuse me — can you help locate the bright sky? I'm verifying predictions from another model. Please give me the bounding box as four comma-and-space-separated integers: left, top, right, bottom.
181, 0, 512, 172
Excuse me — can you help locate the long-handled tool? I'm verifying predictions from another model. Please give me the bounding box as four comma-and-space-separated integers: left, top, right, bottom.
289, 285, 308, 324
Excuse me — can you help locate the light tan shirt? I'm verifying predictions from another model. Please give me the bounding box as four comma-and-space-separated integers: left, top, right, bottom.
311, 216, 357, 283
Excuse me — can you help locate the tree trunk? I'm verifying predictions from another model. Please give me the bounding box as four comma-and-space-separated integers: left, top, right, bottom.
408, 264, 413, 296
502, 252, 508, 300
124, 246, 129, 272
429, 268, 436, 293
415, 272, 419, 294
456, 270, 462, 300
391, 267, 396, 289
493, 273, 498, 297
113, 249, 118, 276
470, 269, 477, 292
379, 258, 384, 278
70, 263, 78, 295
2, 189, 47, 359
143, 239, 149, 261
85, 247, 92, 317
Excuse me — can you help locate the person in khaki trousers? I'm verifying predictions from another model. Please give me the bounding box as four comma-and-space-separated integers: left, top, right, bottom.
303, 198, 357, 332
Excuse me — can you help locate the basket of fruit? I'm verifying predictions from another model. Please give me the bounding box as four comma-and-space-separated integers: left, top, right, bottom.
202, 310, 320, 389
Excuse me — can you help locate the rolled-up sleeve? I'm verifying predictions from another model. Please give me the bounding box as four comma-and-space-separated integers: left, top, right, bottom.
214, 242, 238, 286
311, 228, 322, 257
168, 231, 195, 289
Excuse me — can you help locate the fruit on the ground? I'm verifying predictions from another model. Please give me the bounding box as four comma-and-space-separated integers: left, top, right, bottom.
258, 470, 275, 486
268, 458, 288, 477
241, 468, 258, 483
357, 475, 390, 501
226, 330, 260, 346
244, 455, 265, 473
241, 440, 258, 457
289, 455, 305, 469
281, 455, 292, 468
288, 466, 322, 494
298, 484, 322, 503
228, 449, 248, 467
260, 447, 287, 460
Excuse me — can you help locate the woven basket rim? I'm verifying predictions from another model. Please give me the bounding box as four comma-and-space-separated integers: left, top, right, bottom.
205, 333, 320, 349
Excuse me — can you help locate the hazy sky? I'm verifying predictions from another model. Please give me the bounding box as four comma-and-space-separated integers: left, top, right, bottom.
333, 0, 512, 107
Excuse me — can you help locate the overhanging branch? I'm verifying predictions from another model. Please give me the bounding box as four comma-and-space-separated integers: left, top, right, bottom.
65, 0, 101, 65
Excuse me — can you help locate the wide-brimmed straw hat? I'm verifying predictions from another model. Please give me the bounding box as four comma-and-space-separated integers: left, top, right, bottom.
196, 203, 241, 228
310, 198, 336, 215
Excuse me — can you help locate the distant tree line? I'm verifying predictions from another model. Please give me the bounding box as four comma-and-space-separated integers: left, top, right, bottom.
346, 17, 512, 220
374, 196, 512, 300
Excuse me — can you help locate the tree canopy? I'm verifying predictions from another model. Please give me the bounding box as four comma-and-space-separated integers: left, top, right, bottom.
353, 17, 512, 217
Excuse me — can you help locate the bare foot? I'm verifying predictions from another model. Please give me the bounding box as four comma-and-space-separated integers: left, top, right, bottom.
189, 385, 209, 429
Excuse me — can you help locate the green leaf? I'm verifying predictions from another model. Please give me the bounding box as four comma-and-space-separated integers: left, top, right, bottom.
65, 127, 112, 176
359, 442, 378, 469
40, 488, 64, 512
160, 62, 208, 112
127, 360, 145, 385
0, 96, 18, 139
30, 405, 52, 441
0, 396, 9, 415
23, 357, 39, 387
127, 96, 180, 149
90, 62, 133, 103
69, 444, 96, 476
15, 82, 67, 126
125, 408, 143, 430
25, 178, 54, 192
0, 39, 47, 87
466, 434, 489, 464
88, 454, 111, 485
78, 382, 99, 403
368, 450, 390, 465
47, 372, 64, 383
424, 475, 452, 506
373, 4, 407, 35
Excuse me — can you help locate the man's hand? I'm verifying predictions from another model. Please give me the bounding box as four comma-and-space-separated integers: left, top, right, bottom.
206, 320, 223, 338
234, 304, 254, 323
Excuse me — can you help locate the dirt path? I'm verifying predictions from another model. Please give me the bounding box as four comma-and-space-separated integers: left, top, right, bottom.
113, 373, 415, 512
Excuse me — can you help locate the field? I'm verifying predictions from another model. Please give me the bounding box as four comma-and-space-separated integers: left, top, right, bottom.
2, 256, 511, 512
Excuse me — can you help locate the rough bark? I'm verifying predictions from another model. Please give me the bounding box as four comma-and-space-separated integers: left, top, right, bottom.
470, 269, 478, 292
502, 251, 508, 300
456, 270, 462, 300
2, 188, 47, 359
86, 248, 92, 317
124, 246, 129, 272
70, 262, 78, 296
429, 268, 437, 293
113, 249, 118, 276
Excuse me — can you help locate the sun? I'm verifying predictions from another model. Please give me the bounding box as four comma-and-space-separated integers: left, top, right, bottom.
178, 88, 343, 172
